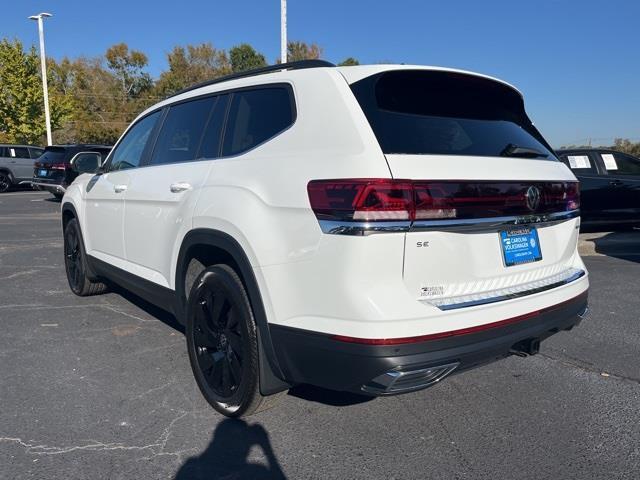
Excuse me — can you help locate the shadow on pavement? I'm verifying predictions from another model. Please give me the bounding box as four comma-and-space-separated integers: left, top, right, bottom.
288, 384, 373, 407
174, 419, 286, 480
592, 230, 640, 264
109, 284, 185, 334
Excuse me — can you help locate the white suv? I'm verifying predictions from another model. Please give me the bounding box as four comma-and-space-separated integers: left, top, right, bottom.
61, 60, 589, 417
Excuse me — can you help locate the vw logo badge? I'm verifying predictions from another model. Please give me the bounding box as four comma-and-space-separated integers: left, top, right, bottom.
525, 186, 541, 211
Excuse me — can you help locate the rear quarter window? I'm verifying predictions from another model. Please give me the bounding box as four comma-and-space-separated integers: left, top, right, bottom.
222, 86, 295, 157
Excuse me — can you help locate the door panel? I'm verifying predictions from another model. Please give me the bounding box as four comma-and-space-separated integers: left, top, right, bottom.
84, 110, 162, 261
84, 171, 130, 260
123, 162, 213, 287
602, 152, 640, 221
123, 95, 225, 288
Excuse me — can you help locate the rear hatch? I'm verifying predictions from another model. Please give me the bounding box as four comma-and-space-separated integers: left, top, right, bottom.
349, 69, 582, 310
33, 147, 70, 184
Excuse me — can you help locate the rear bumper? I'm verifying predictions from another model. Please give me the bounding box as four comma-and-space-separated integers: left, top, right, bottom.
31, 179, 66, 194
270, 291, 588, 395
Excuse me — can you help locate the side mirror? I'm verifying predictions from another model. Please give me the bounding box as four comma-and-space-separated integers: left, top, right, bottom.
71, 152, 102, 175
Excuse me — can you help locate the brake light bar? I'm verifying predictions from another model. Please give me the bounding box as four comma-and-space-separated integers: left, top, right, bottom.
307, 179, 580, 223
49, 163, 67, 170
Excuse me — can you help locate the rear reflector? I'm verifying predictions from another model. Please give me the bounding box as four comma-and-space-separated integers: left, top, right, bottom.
307, 179, 580, 222
331, 291, 587, 345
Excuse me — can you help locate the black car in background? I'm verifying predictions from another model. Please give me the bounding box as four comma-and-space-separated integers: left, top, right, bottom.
32, 144, 112, 199
557, 148, 640, 229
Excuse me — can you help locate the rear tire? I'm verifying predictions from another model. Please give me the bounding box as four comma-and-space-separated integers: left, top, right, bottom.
0, 172, 12, 193
63, 218, 109, 296
186, 264, 284, 417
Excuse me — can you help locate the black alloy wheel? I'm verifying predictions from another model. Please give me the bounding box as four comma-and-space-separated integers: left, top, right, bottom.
192, 283, 244, 398
0, 172, 11, 193
63, 218, 108, 296
186, 264, 284, 417
64, 222, 84, 293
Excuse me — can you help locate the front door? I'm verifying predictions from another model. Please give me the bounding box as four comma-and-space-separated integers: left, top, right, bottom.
599, 151, 640, 222
84, 111, 161, 263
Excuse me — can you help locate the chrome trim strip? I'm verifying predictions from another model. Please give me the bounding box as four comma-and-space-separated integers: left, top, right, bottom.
318, 210, 580, 235
318, 220, 410, 235
411, 210, 580, 232
428, 269, 586, 311
31, 181, 66, 192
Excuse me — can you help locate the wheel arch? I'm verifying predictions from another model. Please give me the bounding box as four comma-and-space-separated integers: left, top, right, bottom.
0, 167, 15, 184
176, 228, 290, 394
61, 201, 78, 229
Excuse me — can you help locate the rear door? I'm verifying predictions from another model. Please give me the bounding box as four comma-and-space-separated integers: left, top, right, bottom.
84, 111, 161, 263
597, 151, 640, 222
559, 151, 609, 223
5, 146, 34, 180
122, 95, 227, 288
350, 70, 582, 308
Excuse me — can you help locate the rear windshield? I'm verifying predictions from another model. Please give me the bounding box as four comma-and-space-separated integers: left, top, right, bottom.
350, 70, 556, 160
39, 147, 68, 163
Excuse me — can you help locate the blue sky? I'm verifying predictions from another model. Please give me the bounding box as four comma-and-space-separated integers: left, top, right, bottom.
4, 0, 639, 146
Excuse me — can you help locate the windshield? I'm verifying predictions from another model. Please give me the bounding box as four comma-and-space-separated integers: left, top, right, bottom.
350, 70, 557, 160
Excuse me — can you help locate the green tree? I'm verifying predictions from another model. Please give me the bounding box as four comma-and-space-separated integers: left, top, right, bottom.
287, 41, 323, 62
48, 56, 126, 144
612, 138, 640, 157
338, 57, 360, 66
0, 38, 71, 144
155, 43, 231, 96
105, 43, 153, 101
229, 43, 267, 72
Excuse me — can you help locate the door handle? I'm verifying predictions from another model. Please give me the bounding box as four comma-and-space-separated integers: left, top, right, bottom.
170, 182, 192, 193
609, 180, 623, 186
114, 184, 127, 193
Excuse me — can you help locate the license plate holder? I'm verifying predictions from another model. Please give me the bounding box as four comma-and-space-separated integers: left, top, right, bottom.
499, 227, 542, 267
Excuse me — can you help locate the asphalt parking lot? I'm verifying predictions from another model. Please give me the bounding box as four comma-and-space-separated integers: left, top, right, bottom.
1, 190, 639, 480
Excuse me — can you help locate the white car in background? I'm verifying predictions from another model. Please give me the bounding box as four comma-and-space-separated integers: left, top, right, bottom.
60, 60, 589, 417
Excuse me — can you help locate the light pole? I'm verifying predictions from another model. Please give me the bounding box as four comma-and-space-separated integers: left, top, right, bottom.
28, 12, 53, 146
281, 0, 287, 63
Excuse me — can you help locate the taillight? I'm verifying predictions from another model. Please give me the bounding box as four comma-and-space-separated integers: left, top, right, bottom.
307, 179, 413, 221
49, 163, 68, 170
307, 179, 580, 223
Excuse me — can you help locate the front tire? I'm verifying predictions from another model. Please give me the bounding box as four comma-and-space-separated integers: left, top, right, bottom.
186, 264, 283, 417
63, 218, 108, 296
0, 172, 12, 193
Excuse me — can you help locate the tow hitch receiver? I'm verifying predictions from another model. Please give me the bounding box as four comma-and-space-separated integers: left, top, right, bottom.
510, 338, 541, 357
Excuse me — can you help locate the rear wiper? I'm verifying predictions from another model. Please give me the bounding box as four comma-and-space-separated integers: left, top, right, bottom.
500, 143, 549, 159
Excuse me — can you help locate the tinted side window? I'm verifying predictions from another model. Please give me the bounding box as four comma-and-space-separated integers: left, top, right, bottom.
110, 111, 161, 171
609, 152, 640, 176
150, 97, 214, 165
199, 95, 229, 159
222, 87, 294, 157
560, 154, 597, 174
0, 147, 6, 157
29, 148, 45, 158
12, 147, 30, 158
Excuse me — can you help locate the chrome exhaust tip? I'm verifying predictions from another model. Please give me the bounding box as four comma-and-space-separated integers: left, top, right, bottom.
361, 362, 459, 395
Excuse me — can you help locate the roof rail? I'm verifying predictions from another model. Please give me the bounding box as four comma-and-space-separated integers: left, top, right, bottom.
167, 60, 336, 99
